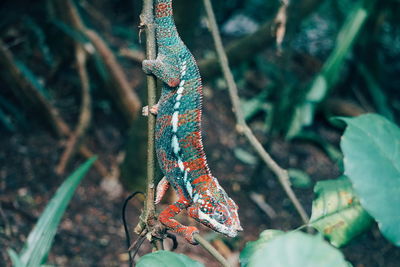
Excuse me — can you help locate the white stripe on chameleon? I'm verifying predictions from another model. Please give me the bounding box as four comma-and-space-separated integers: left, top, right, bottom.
174, 102, 180, 109
186, 180, 193, 197
178, 159, 184, 171
171, 111, 179, 132
171, 135, 180, 154
169, 61, 191, 191
193, 193, 199, 203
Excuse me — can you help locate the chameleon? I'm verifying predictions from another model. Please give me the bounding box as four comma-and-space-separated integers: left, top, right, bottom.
142, 0, 242, 244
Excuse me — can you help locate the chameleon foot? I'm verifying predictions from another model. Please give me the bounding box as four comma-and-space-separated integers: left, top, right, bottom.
142, 104, 159, 116
181, 226, 199, 245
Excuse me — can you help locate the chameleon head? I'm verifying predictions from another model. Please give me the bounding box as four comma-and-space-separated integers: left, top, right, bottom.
188, 184, 243, 238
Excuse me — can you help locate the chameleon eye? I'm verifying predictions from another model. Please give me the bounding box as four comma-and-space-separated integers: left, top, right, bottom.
212, 210, 227, 223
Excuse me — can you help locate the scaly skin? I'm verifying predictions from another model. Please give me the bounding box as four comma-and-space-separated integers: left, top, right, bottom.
142, 0, 242, 244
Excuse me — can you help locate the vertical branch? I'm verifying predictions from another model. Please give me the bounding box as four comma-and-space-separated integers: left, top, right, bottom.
202, 0, 309, 224
55, 0, 92, 175
134, 0, 160, 248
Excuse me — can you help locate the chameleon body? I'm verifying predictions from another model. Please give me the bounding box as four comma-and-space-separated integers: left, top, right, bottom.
142, 0, 242, 244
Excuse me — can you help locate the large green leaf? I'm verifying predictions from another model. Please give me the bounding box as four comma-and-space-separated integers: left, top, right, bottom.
309, 176, 373, 247
18, 157, 97, 266
240, 230, 284, 267
136, 251, 204, 267
240, 231, 349, 267
340, 114, 400, 246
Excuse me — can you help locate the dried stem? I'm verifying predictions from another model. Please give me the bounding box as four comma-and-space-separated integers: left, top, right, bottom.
59, 0, 141, 124
274, 0, 289, 52
202, 0, 309, 224
56, 45, 91, 175
134, 0, 159, 245
56, 0, 92, 175
0, 40, 67, 137
0, 38, 107, 178
193, 234, 231, 267
85, 29, 141, 123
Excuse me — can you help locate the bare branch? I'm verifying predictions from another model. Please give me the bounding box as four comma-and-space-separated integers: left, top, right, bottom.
56, 44, 91, 175
193, 234, 231, 267
56, 0, 92, 175
85, 29, 142, 123
202, 0, 309, 224
0, 40, 108, 177
0, 41, 67, 137
133, 0, 159, 249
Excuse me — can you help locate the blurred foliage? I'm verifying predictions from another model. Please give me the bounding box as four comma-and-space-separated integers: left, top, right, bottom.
288, 168, 312, 188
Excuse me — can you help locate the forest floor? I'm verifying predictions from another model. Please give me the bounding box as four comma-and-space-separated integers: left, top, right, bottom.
1, 81, 399, 267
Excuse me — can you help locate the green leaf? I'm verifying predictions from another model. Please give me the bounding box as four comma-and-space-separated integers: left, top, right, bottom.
15, 61, 50, 99
241, 91, 268, 121
288, 169, 312, 188
241, 232, 349, 267
234, 148, 257, 165
51, 19, 89, 45
357, 64, 394, 121
340, 114, 400, 246
0, 106, 15, 132
19, 157, 97, 266
7, 248, 23, 267
309, 176, 373, 247
136, 251, 204, 267
240, 230, 284, 266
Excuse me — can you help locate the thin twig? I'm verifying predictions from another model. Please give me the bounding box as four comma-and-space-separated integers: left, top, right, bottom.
249, 192, 277, 219
58, 0, 141, 124
0, 40, 67, 137
56, 40, 92, 175
56, 4, 92, 174
202, 0, 309, 224
274, 0, 289, 53
134, 0, 160, 250
0, 38, 107, 178
193, 234, 231, 267
85, 29, 141, 123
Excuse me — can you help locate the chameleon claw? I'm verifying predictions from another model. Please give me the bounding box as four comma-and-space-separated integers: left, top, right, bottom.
142, 105, 149, 116
142, 104, 159, 117
182, 226, 199, 245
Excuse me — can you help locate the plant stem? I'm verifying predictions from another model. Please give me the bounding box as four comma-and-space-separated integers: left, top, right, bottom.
134, 0, 161, 249
193, 234, 231, 267
202, 0, 309, 224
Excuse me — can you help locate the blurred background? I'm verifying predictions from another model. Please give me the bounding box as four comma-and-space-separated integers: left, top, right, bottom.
0, 0, 399, 266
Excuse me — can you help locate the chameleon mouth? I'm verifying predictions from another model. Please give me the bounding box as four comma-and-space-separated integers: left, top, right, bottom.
198, 210, 240, 238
